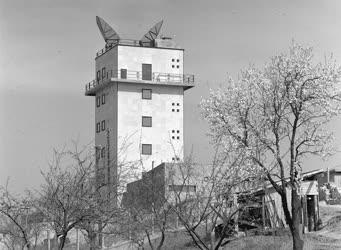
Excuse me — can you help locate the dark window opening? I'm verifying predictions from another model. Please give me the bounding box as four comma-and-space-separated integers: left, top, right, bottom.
142, 116, 152, 127
142, 64, 152, 81
101, 148, 106, 158
121, 68, 127, 79
101, 94, 105, 105
96, 148, 100, 160
96, 70, 101, 81
102, 67, 106, 79
96, 122, 100, 133
142, 144, 152, 155
101, 120, 106, 131
177, 130, 180, 133
96, 96, 101, 107
142, 89, 152, 99
177, 109, 180, 112
172, 109, 175, 112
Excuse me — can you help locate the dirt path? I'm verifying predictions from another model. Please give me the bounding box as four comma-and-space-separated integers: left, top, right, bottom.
304, 203, 341, 249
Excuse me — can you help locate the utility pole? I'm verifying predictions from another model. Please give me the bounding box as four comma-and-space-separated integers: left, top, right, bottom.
76, 228, 80, 250
47, 229, 50, 250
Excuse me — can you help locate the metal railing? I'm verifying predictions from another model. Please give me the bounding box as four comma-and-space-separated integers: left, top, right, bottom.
96, 39, 155, 57
85, 69, 194, 93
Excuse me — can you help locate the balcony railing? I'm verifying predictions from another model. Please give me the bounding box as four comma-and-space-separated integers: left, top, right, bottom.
85, 69, 195, 93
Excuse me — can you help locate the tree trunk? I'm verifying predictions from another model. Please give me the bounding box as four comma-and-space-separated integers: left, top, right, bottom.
89, 232, 97, 250
156, 230, 165, 250
291, 189, 304, 250
58, 234, 67, 250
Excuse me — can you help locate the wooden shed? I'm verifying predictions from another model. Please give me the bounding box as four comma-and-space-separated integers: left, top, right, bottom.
239, 172, 321, 233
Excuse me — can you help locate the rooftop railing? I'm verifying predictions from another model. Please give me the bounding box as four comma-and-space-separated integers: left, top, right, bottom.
96, 39, 155, 57
85, 69, 195, 93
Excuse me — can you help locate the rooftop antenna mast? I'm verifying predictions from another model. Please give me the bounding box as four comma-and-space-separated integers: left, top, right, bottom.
139, 20, 163, 46
96, 16, 120, 45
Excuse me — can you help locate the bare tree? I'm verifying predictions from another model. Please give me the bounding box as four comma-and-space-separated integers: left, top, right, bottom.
32, 142, 100, 249
0, 183, 43, 250
201, 42, 341, 250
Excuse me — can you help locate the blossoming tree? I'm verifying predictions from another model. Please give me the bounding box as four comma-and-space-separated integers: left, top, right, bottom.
201, 43, 341, 250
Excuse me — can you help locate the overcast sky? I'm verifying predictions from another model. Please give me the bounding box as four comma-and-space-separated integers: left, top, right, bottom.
1, 0, 341, 193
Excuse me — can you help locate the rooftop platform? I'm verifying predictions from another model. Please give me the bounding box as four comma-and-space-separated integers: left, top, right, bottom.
85, 70, 195, 96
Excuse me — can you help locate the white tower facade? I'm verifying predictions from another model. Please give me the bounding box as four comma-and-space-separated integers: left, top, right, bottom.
85, 18, 194, 194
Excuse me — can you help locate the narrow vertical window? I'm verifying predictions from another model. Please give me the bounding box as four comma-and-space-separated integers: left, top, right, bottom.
101, 147, 106, 158
121, 68, 127, 79
101, 120, 106, 131
142, 64, 152, 81
96, 70, 101, 81
102, 67, 106, 79
101, 94, 105, 105
96, 96, 101, 107
96, 147, 100, 160
96, 122, 100, 133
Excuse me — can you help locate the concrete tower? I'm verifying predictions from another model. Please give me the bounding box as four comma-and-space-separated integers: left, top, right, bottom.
85, 17, 194, 196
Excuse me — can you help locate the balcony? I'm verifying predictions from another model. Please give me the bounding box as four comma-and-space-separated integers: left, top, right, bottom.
85, 69, 195, 96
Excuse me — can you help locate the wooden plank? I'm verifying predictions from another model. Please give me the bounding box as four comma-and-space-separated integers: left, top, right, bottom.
301, 181, 318, 195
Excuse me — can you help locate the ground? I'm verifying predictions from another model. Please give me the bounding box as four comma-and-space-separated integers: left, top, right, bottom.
142, 203, 341, 250
31, 203, 341, 249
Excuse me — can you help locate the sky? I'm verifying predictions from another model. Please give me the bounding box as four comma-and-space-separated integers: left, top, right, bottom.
1, 0, 341, 193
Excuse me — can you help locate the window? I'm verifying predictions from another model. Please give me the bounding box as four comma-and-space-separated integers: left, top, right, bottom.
101, 94, 105, 105
172, 59, 175, 62
177, 103, 180, 106
96, 148, 100, 160
142, 116, 152, 127
172, 109, 175, 112
101, 147, 106, 158
172, 65, 175, 68
96, 122, 100, 133
142, 144, 152, 155
142, 89, 152, 99
142, 64, 152, 81
102, 67, 106, 79
177, 59, 180, 62
177, 109, 180, 112
96, 70, 101, 81
172, 103, 175, 106
169, 185, 196, 192
177, 65, 179, 68
121, 68, 127, 79
96, 96, 101, 107
172, 136, 175, 139
177, 136, 180, 139
101, 120, 106, 131
172, 130, 175, 133
177, 130, 180, 133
